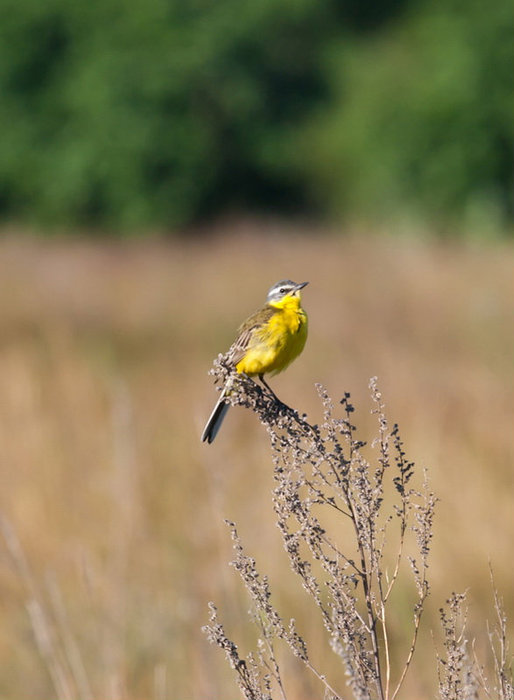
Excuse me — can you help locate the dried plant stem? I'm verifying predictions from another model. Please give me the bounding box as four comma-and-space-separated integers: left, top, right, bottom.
0, 516, 76, 700
204, 363, 438, 699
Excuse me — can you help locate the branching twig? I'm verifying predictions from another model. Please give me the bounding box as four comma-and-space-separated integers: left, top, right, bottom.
204, 365, 439, 699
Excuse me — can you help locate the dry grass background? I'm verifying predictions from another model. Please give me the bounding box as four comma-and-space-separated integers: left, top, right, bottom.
0, 222, 512, 699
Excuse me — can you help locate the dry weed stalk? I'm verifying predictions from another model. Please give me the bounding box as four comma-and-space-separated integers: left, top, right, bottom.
436, 582, 514, 700
203, 358, 437, 699
0, 515, 92, 700
436, 592, 478, 699
485, 576, 514, 700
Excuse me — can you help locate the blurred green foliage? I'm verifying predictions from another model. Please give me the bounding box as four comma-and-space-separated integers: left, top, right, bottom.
302, 0, 514, 234
0, 0, 512, 233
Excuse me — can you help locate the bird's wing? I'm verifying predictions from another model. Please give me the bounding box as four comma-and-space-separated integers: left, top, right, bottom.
227, 306, 275, 367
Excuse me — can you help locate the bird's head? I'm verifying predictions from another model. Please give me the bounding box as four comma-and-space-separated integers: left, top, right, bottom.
266, 280, 309, 307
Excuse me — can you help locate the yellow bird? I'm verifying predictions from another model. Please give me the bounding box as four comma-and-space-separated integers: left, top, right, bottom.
202, 279, 309, 443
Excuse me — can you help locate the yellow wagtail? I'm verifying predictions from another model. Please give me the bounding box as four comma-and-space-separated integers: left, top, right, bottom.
202, 279, 309, 443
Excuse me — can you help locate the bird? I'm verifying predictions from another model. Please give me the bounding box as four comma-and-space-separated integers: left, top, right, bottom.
201, 279, 309, 443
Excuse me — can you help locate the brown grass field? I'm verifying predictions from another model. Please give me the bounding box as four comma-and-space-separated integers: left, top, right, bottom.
0, 222, 512, 699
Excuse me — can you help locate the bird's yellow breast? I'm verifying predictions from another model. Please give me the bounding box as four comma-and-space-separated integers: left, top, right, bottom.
235, 296, 308, 377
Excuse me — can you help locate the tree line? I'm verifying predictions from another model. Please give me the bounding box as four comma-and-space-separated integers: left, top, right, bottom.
0, 0, 511, 234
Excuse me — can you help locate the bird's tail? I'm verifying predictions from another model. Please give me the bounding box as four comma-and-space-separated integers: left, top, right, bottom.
201, 392, 231, 444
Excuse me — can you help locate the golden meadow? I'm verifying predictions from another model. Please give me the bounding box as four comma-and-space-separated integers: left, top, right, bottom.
0, 224, 512, 698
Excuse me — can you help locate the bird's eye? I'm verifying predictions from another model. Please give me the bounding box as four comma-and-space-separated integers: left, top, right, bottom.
280, 287, 286, 294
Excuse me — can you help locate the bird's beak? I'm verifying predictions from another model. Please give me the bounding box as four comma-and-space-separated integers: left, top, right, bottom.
294, 281, 309, 292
